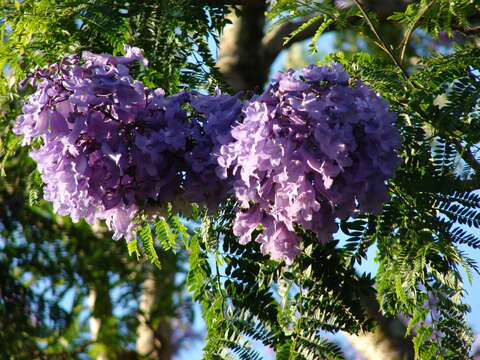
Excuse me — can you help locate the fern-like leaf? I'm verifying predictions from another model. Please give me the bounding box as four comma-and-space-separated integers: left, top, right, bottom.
154, 218, 177, 253
138, 223, 161, 268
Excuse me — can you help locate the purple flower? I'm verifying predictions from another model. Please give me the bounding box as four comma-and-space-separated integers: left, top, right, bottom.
15, 52, 400, 264
217, 63, 401, 263
14, 46, 243, 241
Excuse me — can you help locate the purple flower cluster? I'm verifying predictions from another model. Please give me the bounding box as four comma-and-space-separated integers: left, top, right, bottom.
217, 63, 401, 264
15, 48, 400, 264
14, 46, 242, 240
184, 91, 243, 211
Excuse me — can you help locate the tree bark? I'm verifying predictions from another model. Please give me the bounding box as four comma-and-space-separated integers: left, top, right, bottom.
88, 282, 113, 360
342, 293, 415, 360
217, 1, 268, 92
136, 268, 175, 360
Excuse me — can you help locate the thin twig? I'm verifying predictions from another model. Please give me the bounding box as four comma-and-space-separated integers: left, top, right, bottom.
452, 24, 480, 36
416, 98, 480, 175
352, 0, 409, 82
402, 102, 480, 180
215, 255, 227, 317
446, 135, 480, 176
400, 0, 435, 62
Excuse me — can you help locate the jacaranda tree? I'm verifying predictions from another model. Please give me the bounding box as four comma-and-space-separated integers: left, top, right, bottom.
1, 1, 480, 359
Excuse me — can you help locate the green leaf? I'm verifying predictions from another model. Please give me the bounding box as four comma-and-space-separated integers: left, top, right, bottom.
154, 218, 177, 253
308, 18, 334, 54
0, 135, 21, 177
138, 223, 161, 268
283, 15, 323, 46
126, 239, 140, 259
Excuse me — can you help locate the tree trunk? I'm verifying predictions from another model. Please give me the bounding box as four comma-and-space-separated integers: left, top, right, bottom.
342, 293, 414, 360
136, 268, 174, 360
217, 1, 268, 92
88, 282, 113, 360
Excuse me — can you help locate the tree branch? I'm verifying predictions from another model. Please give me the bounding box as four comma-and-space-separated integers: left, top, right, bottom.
217, 1, 419, 91
342, 292, 414, 360
452, 24, 480, 36
260, 0, 415, 82
448, 136, 480, 176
